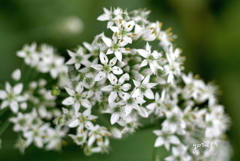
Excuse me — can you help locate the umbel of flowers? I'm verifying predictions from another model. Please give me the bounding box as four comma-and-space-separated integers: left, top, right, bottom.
0, 7, 231, 160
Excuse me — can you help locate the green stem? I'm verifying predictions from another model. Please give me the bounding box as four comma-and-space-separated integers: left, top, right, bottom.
0, 108, 9, 118
128, 37, 143, 48
0, 119, 11, 137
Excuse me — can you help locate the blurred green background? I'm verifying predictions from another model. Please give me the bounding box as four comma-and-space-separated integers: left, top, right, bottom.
0, 0, 239, 160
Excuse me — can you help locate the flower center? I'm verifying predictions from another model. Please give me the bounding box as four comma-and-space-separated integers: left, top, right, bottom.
75, 55, 83, 63
75, 93, 82, 101
113, 84, 121, 92
140, 85, 147, 93
112, 44, 119, 50
147, 55, 154, 62
7, 93, 16, 101
103, 65, 111, 72
127, 98, 134, 104
114, 105, 121, 113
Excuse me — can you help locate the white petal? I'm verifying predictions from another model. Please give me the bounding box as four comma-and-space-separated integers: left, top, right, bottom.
121, 83, 131, 91
110, 26, 119, 33
0, 90, 7, 99
100, 52, 108, 64
114, 51, 122, 62
154, 137, 164, 147
109, 57, 117, 66
12, 69, 21, 81
119, 73, 129, 84
65, 87, 75, 96
137, 49, 148, 58
112, 66, 123, 75
69, 119, 79, 128
138, 106, 148, 118
67, 50, 75, 57
110, 113, 120, 124
91, 64, 103, 71
146, 103, 155, 110
102, 36, 112, 47
5, 82, 12, 93
1, 100, 9, 109
133, 80, 141, 87
101, 85, 113, 91
10, 101, 19, 113
164, 142, 170, 151
81, 99, 91, 108
147, 83, 158, 88
146, 42, 151, 52
143, 75, 150, 84
62, 97, 74, 105
75, 63, 81, 70
140, 59, 148, 67
107, 73, 117, 85
86, 121, 95, 130
66, 58, 75, 65
125, 21, 135, 31
95, 72, 106, 81
76, 83, 83, 93
125, 104, 133, 116
88, 135, 96, 146
169, 135, 180, 145
144, 89, 154, 99
118, 92, 129, 100
83, 109, 91, 116
149, 63, 157, 74
13, 83, 23, 95
132, 88, 141, 98
74, 103, 80, 112
167, 73, 174, 83
108, 92, 117, 103
153, 130, 162, 136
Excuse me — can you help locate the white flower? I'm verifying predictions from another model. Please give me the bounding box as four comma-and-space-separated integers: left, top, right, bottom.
119, 114, 140, 133
87, 125, 111, 146
0, 82, 27, 113
121, 93, 145, 116
83, 74, 103, 102
138, 43, 163, 74
162, 107, 186, 134
91, 52, 123, 81
110, 19, 135, 46
23, 123, 49, 148
97, 7, 123, 28
68, 109, 97, 129
62, 82, 91, 112
17, 42, 39, 67
9, 112, 30, 132
69, 130, 88, 146
165, 144, 191, 161
153, 129, 180, 150
105, 101, 126, 125
142, 21, 161, 41
45, 126, 67, 151
146, 90, 165, 116
66, 47, 91, 70
164, 47, 183, 83
132, 75, 157, 99
101, 73, 130, 103
102, 35, 131, 62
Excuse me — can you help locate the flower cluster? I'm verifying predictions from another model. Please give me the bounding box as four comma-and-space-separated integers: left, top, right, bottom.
0, 7, 231, 160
